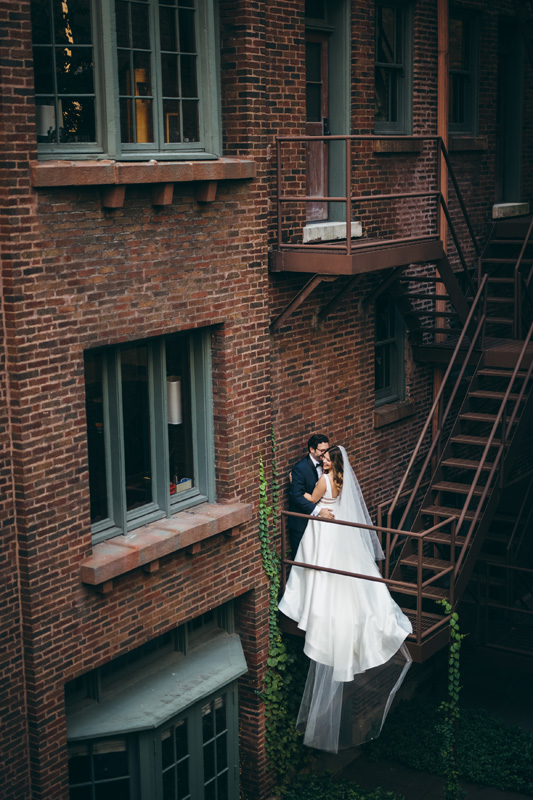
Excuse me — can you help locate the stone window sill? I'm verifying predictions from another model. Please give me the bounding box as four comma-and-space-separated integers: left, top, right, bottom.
372, 138, 423, 154
80, 501, 252, 591
374, 399, 417, 429
448, 136, 488, 152
30, 157, 256, 207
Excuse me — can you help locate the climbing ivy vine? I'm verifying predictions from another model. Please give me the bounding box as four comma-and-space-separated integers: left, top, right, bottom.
258, 430, 308, 789
436, 599, 466, 800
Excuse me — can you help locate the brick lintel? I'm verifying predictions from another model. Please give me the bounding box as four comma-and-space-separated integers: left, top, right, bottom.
80, 502, 252, 587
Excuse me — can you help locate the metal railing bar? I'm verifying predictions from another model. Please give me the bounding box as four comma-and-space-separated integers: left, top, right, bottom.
439, 140, 480, 257
439, 196, 477, 294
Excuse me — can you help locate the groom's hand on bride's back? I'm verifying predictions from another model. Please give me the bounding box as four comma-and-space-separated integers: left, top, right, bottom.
318, 509, 335, 520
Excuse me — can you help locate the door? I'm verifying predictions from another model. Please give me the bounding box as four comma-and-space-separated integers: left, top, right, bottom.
305, 32, 329, 221
495, 20, 524, 202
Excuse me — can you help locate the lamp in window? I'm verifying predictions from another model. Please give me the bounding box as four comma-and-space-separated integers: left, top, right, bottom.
166, 376, 182, 425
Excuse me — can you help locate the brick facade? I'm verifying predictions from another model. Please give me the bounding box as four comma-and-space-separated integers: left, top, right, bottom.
1, 0, 532, 798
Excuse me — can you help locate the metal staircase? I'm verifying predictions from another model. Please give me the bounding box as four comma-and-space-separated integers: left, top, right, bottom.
379, 219, 533, 660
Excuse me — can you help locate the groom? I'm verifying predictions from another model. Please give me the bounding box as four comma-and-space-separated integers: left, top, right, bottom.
288, 433, 334, 556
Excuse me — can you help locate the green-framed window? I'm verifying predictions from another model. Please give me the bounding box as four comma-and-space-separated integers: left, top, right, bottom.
68, 687, 239, 800
84, 329, 215, 542
374, 1, 413, 134
449, 11, 478, 134
374, 293, 405, 405
30, 0, 221, 159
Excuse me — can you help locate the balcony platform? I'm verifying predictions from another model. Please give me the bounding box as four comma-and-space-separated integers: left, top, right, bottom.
269, 236, 444, 276
413, 336, 533, 369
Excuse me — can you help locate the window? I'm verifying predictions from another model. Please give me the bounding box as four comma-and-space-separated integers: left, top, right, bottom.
84, 329, 215, 542
66, 608, 243, 800
30, 0, 220, 159
449, 12, 478, 134
374, 1, 412, 134
374, 294, 405, 405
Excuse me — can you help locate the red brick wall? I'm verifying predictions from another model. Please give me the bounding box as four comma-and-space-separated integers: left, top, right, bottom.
1, 0, 533, 798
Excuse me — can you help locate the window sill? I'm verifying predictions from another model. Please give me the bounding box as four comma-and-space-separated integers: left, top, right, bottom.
373, 398, 417, 429
30, 157, 256, 206
448, 136, 488, 152
372, 138, 423, 154
80, 501, 252, 590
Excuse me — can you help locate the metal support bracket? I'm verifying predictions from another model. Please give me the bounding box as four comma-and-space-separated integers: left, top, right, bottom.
270, 274, 338, 333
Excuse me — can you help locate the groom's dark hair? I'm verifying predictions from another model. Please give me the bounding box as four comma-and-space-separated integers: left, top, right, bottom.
307, 433, 329, 452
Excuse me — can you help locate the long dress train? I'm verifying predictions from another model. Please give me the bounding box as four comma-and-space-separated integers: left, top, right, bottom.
279, 447, 412, 752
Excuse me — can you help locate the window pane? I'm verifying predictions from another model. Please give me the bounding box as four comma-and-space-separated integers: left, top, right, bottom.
160, 6, 177, 52
161, 55, 179, 97
178, 8, 195, 52
377, 7, 396, 64
116, 0, 155, 143
166, 334, 194, 495
202, 701, 214, 742
70, 787, 92, 800
449, 18, 465, 71
31, 0, 53, 44
53, 0, 92, 45
93, 740, 129, 780
163, 768, 176, 800
121, 345, 153, 511
68, 743, 91, 784
164, 100, 181, 142
131, 1, 150, 49
182, 100, 198, 141
85, 351, 109, 525
162, 728, 174, 770
56, 47, 94, 94
120, 98, 135, 143
33, 47, 55, 94
180, 54, 197, 97
177, 760, 189, 800
216, 734, 227, 771
61, 97, 96, 143
217, 773, 229, 800
115, 1, 131, 47
214, 696, 226, 733
204, 781, 215, 800
94, 780, 130, 800
135, 98, 154, 142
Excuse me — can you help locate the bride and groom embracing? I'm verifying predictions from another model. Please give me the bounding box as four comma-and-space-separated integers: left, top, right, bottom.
280, 434, 413, 753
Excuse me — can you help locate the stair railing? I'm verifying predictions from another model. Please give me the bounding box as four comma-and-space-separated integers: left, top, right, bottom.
386, 275, 488, 539
454, 312, 533, 574
514, 215, 533, 337
438, 139, 480, 296
506, 472, 533, 558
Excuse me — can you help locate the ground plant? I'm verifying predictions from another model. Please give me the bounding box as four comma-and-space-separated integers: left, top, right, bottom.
282, 774, 405, 800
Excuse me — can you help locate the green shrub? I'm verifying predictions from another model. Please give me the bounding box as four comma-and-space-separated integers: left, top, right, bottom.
366, 699, 533, 795
283, 773, 404, 800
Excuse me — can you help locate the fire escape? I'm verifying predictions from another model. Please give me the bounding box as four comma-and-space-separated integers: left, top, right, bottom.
271, 135, 533, 662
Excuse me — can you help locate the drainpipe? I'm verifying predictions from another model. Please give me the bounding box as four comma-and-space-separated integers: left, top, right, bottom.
433, 0, 449, 447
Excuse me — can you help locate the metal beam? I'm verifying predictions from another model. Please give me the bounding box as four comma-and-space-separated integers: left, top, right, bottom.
270, 275, 337, 333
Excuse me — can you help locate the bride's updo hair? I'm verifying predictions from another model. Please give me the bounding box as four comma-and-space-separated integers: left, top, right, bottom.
326, 446, 344, 494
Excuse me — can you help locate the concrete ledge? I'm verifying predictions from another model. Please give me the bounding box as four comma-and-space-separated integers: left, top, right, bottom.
492, 202, 530, 220
448, 135, 488, 152
374, 399, 417, 429
30, 157, 256, 188
303, 220, 363, 243
372, 138, 423, 154
80, 502, 252, 586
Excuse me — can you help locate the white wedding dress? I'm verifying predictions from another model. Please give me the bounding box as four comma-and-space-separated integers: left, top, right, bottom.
279, 447, 412, 752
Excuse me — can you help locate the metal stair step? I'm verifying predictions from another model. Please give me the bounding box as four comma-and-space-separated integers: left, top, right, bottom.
483, 257, 533, 264
486, 296, 515, 304
421, 504, 476, 520
486, 276, 515, 285
485, 316, 514, 324
441, 456, 494, 471
420, 529, 467, 546
460, 411, 515, 423
392, 583, 448, 599
450, 433, 502, 446
400, 555, 450, 571
469, 389, 521, 401
432, 480, 484, 495
477, 367, 531, 380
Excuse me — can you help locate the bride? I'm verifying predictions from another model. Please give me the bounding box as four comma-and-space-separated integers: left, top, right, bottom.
279, 445, 412, 752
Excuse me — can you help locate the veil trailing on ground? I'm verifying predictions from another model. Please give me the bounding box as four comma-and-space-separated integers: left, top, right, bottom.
286, 445, 412, 753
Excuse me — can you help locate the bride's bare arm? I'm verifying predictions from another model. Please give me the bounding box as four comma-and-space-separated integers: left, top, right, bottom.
305, 475, 327, 504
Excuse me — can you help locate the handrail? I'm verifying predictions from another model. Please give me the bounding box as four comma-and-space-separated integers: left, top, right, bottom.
439, 195, 477, 296
513, 215, 533, 337
386, 275, 488, 530
439, 140, 481, 258
454, 312, 533, 573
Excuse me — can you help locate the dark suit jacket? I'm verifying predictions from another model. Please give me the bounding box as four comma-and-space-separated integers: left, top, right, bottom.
289, 454, 319, 536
